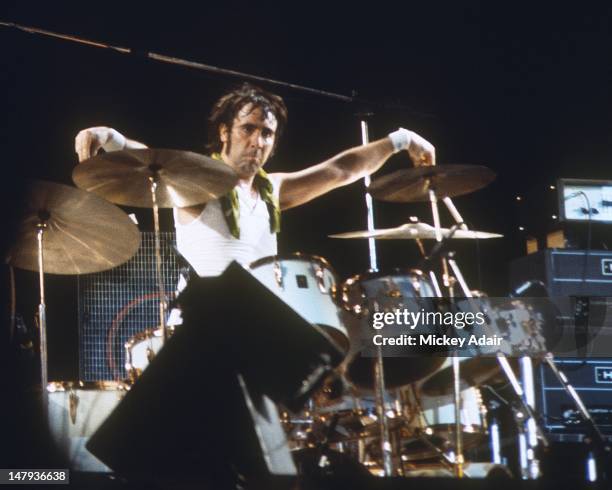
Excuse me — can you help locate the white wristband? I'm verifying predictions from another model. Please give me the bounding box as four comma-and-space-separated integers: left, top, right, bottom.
388, 127, 412, 153
103, 129, 126, 152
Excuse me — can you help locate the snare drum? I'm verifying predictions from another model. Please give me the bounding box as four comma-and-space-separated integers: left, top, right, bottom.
337, 270, 445, 389
47, 381, 128, 472
249, 254, 349, 352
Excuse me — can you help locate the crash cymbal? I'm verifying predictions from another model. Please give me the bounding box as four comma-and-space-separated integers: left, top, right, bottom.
329, 222, 503, 240
6, 181, 140, 274
73, 149, 238, 208
369, 164, 496, 202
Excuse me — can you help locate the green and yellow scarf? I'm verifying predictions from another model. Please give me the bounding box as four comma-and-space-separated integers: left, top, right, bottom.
212, 153, 281, 239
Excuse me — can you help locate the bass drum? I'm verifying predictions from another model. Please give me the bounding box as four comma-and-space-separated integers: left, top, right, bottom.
336, 269, 445, 390
47, 381, 129, 472
249, 253, 349, 353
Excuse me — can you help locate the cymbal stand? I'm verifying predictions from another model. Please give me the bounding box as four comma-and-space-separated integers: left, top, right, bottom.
407, 215, 442, 296
360, 121, 378, 273
360, 119, 393, 476
427, 187, 464, 478
148, 170, 168, 342
452, 265, 552, 479
443, 196, 540, 479
429, 191, 551, 477
442, 196, 468, 231
35, 216, 49, 414
445, 241, 550, 472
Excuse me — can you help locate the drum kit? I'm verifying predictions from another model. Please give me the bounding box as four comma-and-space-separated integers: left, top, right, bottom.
248, 163, 526, 478
7, 148, 560, 478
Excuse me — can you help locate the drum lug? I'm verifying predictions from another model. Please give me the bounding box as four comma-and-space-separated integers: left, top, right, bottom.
314, 264, 327, 293
146, 347, 155, 363
273, 260, 284, 290
69, 390, 79, 425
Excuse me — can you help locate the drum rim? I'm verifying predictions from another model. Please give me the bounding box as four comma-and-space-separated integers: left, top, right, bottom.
124, 325, 175, 349
47, 380, 129, 392
249, 252, 335, 274
335, 268, 433, 314
340, 267, 429, 288
124, 326, 159, 348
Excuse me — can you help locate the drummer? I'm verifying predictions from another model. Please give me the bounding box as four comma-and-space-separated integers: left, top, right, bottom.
75, 83, 435, 277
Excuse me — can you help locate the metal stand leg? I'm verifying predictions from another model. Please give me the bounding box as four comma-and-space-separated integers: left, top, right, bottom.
36, 224, 48, 415
360, 120, 378, 273
374, 344, 393, 476
490, 414, 502, 465
149, 176, 167, 342
520, 357, 540, 479
451, 355, 464, 478
427, 188, 464, 477
517, 420, 529, 479
360, 119, 393, 475
442, 196, 468, 230
500, 361, 539, 480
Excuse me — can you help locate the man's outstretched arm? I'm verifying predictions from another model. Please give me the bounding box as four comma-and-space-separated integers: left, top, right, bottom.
273, 128, 435, 210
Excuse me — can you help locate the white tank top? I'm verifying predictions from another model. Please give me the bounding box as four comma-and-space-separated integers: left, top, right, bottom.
174, 178, 279, 277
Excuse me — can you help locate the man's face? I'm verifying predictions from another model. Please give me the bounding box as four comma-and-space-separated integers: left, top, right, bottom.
220, 103, 278, 180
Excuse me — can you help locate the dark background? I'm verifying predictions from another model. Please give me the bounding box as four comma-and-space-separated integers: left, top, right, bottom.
2, 1, 612, 467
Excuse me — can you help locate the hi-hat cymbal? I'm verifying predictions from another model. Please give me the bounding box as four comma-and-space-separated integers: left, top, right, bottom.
329, 222, 503, 240
6, 180, 140, 274
369, 164, 496, 202
73, 149, 238, 208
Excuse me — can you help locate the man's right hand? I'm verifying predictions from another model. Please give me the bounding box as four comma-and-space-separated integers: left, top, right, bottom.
74, 126, 126, 162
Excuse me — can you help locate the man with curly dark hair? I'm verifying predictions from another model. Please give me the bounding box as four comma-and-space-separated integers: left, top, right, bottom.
75, 83, 435, 276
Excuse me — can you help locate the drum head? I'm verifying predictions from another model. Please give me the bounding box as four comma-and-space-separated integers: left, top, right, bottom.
250, 253, 350, 354
340, 269, 444, 390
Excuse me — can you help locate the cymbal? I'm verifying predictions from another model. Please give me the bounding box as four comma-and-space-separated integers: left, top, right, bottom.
6, 181, 140, 274
73, 149, 238, 208
369, 164, 496, 202
329, 222, 503, 240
